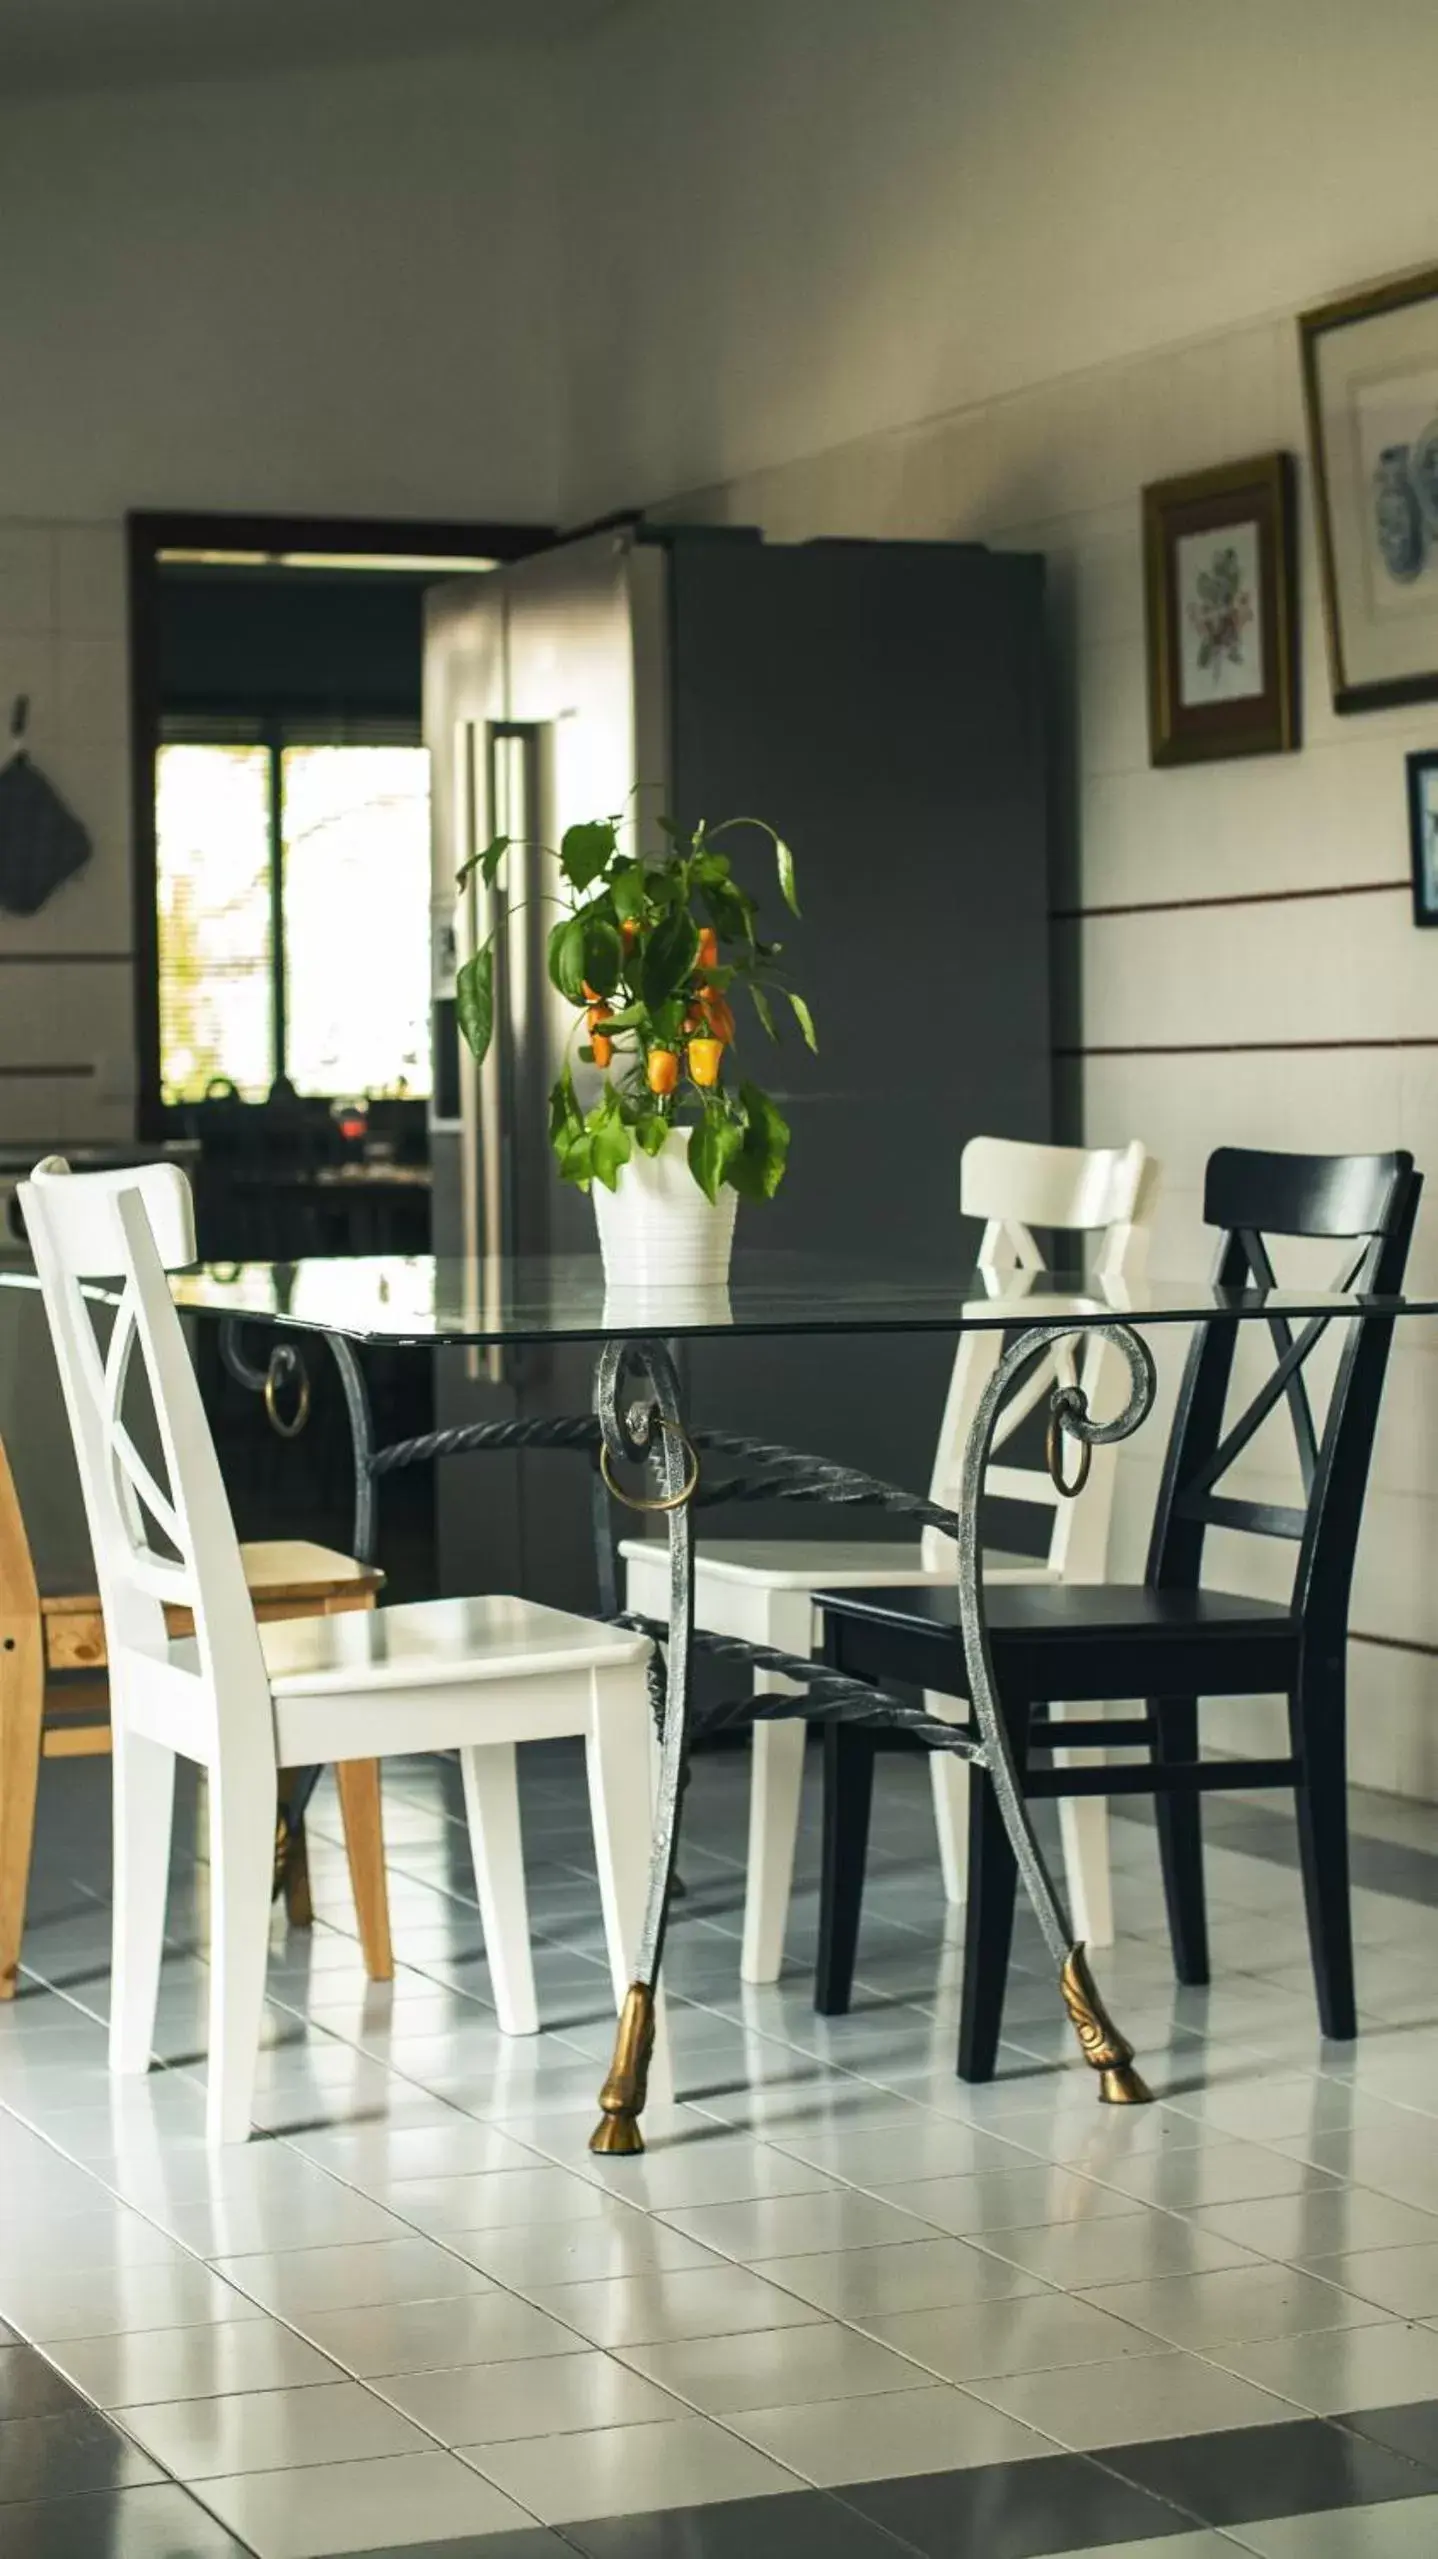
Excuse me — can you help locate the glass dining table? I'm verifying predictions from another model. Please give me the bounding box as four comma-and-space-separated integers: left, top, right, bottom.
128, 1245, 1434, 2158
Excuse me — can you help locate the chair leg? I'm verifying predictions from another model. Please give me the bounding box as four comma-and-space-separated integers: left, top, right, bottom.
277, 1777, 313, 1930
1050, 1699, 1114, 1949
335, 1759, 394, 1983
1290, 1661, 1356, 2040
460, 1742, 539, 2037
929, 1738, 969, 1904
958, 1700, 1030, 2083
0, 1615, 44, 1999
205, 1762, 275, 2146
585, 1668, 671, 2106
815, 1724, 877, 2015
109, 1729, 176, 2077
1149, 1696, 1209, 1985
743, 1719, 806, 1983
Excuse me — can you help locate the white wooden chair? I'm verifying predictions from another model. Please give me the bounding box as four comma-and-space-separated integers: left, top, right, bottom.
624, 1136, 1159, 1981
22, 1157, 664, 2145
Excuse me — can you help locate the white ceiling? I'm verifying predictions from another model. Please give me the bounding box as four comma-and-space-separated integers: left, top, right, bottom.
0, 0, 623, 96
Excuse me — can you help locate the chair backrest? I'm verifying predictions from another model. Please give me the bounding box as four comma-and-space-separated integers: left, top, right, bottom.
1148, 1145, 1421, 1638
19, 1158, 272, 1757
925, 1136, 1159, 1580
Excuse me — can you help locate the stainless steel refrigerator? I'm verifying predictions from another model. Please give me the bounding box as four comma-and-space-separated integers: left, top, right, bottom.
424, 523, 1051, 1611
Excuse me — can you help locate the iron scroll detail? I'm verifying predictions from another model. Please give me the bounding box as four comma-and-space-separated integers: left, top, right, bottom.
957, 1320, 1157, 2101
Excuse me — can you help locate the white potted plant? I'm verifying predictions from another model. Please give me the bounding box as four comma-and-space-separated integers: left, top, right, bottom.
455, 808, 815, 1289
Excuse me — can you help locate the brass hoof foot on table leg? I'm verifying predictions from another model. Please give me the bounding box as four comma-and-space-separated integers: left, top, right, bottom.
1061, 1944, 1152, 2106
590, 1981, 655, 2157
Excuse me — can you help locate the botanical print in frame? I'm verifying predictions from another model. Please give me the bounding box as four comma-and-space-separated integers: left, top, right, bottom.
1301, 265, 1438, 713
1143, 453, 1298, 766
1406, 749, 1438, 925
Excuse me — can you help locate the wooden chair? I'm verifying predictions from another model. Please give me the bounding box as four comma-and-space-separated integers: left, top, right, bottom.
623, 1135, 1158, 1978
814, 1146, 1421, 2076
21, 1156, 662, 2143
0, 1434, 394, 2000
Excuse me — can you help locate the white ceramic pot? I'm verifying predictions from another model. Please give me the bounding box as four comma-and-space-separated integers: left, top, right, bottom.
593, 1125, 737, 1294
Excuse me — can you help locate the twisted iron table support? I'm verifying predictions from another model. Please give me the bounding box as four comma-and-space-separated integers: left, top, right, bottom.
219, 1307, 1159, 2137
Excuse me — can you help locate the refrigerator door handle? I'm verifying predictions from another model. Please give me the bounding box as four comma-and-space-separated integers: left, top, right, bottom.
456, 718, 508, 1386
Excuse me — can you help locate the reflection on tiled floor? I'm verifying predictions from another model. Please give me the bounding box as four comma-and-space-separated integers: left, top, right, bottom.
8, 1747, 1438, 2554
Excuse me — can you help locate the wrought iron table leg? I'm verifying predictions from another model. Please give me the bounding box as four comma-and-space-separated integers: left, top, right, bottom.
590, 1336, 697, 2156
956, 1320, 1157, 2104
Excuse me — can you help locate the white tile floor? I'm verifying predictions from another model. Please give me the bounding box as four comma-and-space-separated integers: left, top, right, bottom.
5, 1744, 1438, 2555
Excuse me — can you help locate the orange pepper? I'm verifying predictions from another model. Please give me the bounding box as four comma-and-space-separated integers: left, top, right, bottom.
686, 1036, 723, 1088
701, 990, 736, 1046
591, 1033, 613, 1070
697, 925, 718, 968
646, 1048, 679, 1096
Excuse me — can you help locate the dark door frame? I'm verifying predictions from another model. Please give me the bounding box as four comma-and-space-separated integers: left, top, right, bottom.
128, 507, 553, 1139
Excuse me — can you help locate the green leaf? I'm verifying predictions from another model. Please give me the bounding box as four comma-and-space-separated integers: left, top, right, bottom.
641, 905, 700, 1010
587, 1089, 633, 1191
456, 833, 510, 895
700, 876, 756, 944
633, 1112, 670, 1158
560, 820, 617, 890
548, 913, 590, 1003
774, 833, 800, 917
455, 946, 494, 1063
549, 1067, 582, 1144
554, 1127, 594, 1190
786, 990, 818, 1052
610, 860, 647, 922
688, 1105, 744, 1202
746, 980, 777, 1041
580, 914, 624, 998
728, 1083, 791, 1202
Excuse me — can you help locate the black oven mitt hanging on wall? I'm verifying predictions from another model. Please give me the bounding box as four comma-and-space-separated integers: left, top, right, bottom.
0, 697, 92, 917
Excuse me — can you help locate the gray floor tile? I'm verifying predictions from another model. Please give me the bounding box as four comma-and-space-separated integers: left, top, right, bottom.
0, 2482, 257, 2556
973, 2206, 1260, 2288
1210, 2319, 1438, 2413
192, 2450, 536, 2555
755, 2234, 1045, 2317
46, 2317, 344, 2407
1179, 2189, 1438, 2263
873, 2164, 1135, 2236
970, 2345, 1299, 2448
527, 2263, 824, 2348
1304, 2242, 1438, 2318
1078, 2264, 1389, 2352
1231, 2497, 1438, 2556
725, 2380, 1055, 2484
1101, 2413, 1433, 2528
0, 2404, 166, 2504
0, 2261, 267, 2344
460, 2414, 800, 2522
121, 2376, 434, 2479
376, 2350, 680, 2444
450, 2211, 718, 2287
210, 2236, 493, 2319
557, 2489, 912, 2557
618, 2316, 924, 2414
378, 2167, 617, 2235
839, 2446, 1194, 2557
0, 2345, 80, 2421
299, 2290, 594, 2377
861, 2292, 1165, 2384
655, 2185, 943, 2260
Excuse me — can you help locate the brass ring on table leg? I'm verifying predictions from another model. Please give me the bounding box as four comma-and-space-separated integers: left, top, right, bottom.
1045, 1398, 1092, 1500
598, 1416, 700, 1512
263, 1351, 311, 1440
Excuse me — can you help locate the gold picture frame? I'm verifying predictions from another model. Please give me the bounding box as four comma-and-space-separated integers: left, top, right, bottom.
1301, 263, 1438, 714
1143, 452, 1298, 767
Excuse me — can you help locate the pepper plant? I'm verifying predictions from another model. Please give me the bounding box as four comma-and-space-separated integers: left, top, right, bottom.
455, 811, 815, 1201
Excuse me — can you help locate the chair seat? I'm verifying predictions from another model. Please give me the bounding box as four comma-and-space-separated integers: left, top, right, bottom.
818, 1580, 1300, 1705
232, 1593, 650, 1698
620, 1535, 1047, 1594
40, 1539, 380, 1625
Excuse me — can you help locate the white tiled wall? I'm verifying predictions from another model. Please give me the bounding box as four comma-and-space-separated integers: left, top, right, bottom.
660, 309, 1438, 1796
0, 519, 133, 1147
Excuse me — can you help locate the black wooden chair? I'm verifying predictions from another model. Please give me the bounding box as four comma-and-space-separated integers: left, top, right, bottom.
813, 1146, 1421, 2079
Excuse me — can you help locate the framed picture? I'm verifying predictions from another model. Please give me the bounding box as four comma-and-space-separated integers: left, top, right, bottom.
1142, 453, 1298, 766
1301, 265, 1438, 714
1406, 749, 1438, 923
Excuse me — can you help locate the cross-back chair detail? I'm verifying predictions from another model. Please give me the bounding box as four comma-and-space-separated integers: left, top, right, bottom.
1149, 1147, 1420, 1623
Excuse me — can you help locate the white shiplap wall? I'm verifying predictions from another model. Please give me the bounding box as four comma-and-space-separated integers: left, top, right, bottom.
656, 308, 1438, 1797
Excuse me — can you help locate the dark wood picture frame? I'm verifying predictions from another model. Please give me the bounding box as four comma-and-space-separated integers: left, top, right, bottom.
1301, 265, 1438, 715
1143, 452, 1298, 767
1406, 748, 1438, 925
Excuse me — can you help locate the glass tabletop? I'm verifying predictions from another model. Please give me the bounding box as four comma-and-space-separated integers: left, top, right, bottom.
124, 1251, 1438, 1347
